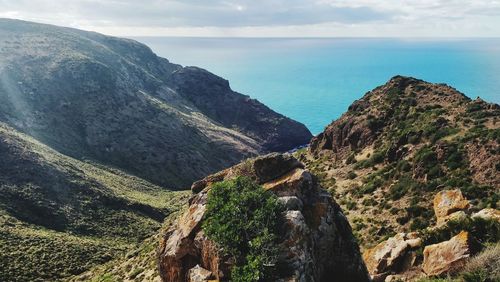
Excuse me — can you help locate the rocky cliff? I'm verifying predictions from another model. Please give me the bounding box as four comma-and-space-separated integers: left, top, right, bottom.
0, 19, 312, 189
158, 153, 369, 282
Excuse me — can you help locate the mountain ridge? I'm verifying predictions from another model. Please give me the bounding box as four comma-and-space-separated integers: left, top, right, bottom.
0, 18, 312, 189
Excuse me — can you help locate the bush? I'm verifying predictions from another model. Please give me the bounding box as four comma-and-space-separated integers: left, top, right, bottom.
203, 177, 284, 281
420, 217, 500, 247
346, 153, 357, 164
347, 171, 357, 179
389, 176, 418, 200
460, 244, 500, 282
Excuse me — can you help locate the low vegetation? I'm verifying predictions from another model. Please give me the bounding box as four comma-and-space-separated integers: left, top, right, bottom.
203, 177, 284, 281
0, 123, 190, 281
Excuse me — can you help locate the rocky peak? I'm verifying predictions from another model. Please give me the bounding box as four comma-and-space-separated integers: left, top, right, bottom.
158, 153, 369, 282
310, 76, 474, 159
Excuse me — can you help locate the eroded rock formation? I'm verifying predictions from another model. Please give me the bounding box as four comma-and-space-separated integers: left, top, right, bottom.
158, 153, 369, 282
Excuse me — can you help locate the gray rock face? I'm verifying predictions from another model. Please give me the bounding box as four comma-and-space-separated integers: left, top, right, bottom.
158, 154, 370, 282
0, 19, 312, 189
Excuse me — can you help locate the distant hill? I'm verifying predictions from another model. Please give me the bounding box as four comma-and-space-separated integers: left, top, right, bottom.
299, 76, 499, 249
0, 18, 312, 189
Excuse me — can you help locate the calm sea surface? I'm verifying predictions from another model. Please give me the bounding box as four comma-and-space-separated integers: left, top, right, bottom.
135, 37, 500, 135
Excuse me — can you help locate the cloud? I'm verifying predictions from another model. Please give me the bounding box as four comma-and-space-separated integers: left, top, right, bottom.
0, 0, 394, 27
0, 0, 499, 36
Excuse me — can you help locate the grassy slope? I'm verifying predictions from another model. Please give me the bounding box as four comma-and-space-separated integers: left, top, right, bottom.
0, 122, 190, 281
69, 211, 184, 282
298, 77, 500, 250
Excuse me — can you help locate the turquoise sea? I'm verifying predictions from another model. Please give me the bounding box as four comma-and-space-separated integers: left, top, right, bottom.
136, 38, 500, 135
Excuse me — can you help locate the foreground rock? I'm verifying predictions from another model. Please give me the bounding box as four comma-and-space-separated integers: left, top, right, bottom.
433, 189, 470, 225
158, 153, 369, 282
363, 233, 422, 280
422, 231, 475, 276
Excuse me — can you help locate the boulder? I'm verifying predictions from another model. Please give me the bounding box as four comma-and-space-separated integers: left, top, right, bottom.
158, 153, 370, 282
433, 189, 470, 224
422, 231, 474, 276
363, 233, 422, 276
472, 208, 500, 222
188, 265, 213, 282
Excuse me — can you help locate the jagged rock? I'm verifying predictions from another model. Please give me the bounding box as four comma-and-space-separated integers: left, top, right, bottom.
433, 189, 470, 224
158, 154, 369, 282
422, 231, 474, 276
363, 233, 422, 276
472, 208, 500, 222
188, 265, 213, 282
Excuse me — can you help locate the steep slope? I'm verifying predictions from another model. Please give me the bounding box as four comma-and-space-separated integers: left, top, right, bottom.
0, 18, 312, 189
299, 76, 499, 249
0, 122, 190, 281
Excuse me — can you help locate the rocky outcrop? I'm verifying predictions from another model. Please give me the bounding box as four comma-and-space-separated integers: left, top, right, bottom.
158, 153, 369, 282
433, 189, 470, 225
363, 233, 422, 280
422, 231, 475, 276
310, 117, 379, 159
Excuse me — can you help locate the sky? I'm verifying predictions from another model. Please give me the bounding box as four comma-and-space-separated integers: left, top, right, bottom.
1, 0, 500, 37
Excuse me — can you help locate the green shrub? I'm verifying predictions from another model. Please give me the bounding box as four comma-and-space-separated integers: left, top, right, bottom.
347, 171, 357, 179
420, 217, 500, 247
389, 176, 418, 200
460, 244, 500, 282
410, 218, 429, 231
203, 177, 284, 281
414, 146, 442, 179
346, 153, 357, 164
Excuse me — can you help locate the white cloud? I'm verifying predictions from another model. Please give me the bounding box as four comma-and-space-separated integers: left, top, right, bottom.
0, 0, 499, 36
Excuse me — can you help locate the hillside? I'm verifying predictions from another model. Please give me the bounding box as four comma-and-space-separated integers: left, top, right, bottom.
0, 121, 190, 281
0, 18, 312, 189
297, 76, 499, 249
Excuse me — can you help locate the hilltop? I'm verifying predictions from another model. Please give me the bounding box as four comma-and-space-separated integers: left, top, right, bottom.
298, 75, 499, 249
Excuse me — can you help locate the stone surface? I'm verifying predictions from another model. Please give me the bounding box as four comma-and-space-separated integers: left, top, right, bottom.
422, 231, 474, 276
433, 189, 470, 224
472, 208, 500, 222
158, 153, 370, 282
363, 233, 422, 276
188, 265, 213, 282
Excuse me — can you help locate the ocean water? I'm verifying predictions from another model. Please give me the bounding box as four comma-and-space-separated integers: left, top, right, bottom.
135, 37, 500, 135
